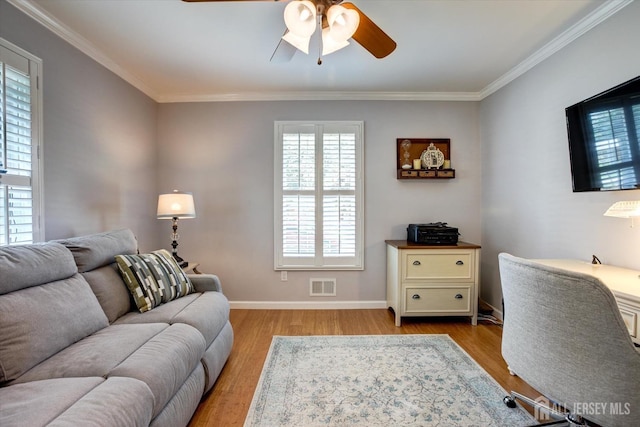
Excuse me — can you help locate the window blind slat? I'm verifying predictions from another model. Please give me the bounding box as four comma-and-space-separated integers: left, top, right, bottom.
323, 195, 356, 257
283, 133, 315, 191
282, 195, 315, 256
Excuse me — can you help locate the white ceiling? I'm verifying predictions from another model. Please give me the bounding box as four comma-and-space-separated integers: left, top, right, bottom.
11, 0, 631, 102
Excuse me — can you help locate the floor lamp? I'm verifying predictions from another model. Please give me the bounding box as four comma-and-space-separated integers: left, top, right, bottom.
157, 190, 196, 267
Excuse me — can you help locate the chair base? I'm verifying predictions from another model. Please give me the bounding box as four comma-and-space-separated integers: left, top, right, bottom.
503, 391, 592, 427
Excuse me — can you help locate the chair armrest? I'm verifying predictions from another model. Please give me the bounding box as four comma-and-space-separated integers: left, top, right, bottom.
188, 274, 223, 293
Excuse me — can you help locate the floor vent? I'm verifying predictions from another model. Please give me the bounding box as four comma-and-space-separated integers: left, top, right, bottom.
310, 278, 336, 296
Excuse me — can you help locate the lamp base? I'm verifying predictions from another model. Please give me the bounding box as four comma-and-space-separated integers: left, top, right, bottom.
173, 253, 188, 269
169, 234, 188, 268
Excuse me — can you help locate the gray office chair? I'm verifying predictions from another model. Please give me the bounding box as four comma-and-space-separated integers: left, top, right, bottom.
498, 253, 640, 427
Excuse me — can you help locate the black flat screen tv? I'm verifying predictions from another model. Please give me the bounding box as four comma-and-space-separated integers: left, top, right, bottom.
566, 75, 640, 192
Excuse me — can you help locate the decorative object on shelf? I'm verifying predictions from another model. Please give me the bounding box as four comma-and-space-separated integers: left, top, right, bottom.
420, 143, 445, 169
396, 138, 454, 179
157, 190, 196, 267
400, 139, 412, 169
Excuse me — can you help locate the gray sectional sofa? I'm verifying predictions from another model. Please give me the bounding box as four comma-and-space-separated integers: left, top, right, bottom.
0, 229, 233, 427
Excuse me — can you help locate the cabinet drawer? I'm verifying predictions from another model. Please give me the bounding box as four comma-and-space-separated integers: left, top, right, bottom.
617, 303, 638, 338
403, 251, 475, 281
405, 287, 471, 313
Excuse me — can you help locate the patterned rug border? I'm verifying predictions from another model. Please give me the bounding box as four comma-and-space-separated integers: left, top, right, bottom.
244, 334, 536, 426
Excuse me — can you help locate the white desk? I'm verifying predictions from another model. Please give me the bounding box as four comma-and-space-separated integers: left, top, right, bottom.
534, 259, 640, 345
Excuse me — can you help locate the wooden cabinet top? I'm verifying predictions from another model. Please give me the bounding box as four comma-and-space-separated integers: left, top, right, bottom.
385, 240, 481, 250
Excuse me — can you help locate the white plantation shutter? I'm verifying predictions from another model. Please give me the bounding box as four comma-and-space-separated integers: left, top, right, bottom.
323, 132, 356, 257
275, 121, 363, 270
0, 39, 43, 245
282, 127, 316, 257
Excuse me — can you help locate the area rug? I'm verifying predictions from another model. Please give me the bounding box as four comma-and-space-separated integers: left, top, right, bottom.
244, 334, 536, 426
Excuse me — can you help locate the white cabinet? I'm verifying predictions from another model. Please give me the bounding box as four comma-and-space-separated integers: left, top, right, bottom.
386, 240, 481, 326
534, 259, 640, 345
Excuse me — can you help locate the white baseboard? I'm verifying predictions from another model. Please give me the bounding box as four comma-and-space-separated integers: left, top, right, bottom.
480, 299, 503, 321
229, 300, 388, 310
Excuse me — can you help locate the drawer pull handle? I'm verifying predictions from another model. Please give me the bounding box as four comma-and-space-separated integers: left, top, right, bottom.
412, 294, 421, 299
456, 260, 464, 265
454, 294, 463, 299
413, 260, 421, 266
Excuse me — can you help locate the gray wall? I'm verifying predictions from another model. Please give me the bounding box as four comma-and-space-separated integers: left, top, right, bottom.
480, 0, 640, 312
0, 1, 159, 250
157, 101, 481, 302
4, 0, 639, 307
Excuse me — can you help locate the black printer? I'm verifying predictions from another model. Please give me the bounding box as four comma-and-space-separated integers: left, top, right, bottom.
407, 222, 459, 245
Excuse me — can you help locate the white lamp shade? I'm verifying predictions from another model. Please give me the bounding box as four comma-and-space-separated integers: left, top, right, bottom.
283, 0, 317, 37
322, 27, 350, 55
326, 5, 359, 42
157, 191, 196, 219
282, 30, 312, 55
604, 200, 640, 218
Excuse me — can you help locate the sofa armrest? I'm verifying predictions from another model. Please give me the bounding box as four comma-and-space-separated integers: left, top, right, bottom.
188, 274, 223, 293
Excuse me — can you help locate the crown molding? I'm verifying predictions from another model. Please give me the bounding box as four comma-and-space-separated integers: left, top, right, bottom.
480, 0, 634, 99
158, 91, 483, 103
10, 0, 632, 103
8, 0, 159, 100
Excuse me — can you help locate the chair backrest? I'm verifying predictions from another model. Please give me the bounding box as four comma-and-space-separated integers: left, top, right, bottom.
499, 253, 640, 427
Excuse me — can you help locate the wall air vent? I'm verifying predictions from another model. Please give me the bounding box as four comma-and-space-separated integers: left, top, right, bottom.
310, 278, 336, 296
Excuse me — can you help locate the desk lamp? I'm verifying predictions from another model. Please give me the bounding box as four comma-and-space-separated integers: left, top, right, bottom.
604, 200, 640, 227
157, 190, 196, 267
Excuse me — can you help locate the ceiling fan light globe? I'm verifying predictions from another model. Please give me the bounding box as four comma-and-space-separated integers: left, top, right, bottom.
321, 28, 350, 55
283, 0, 317, 37
282, 31, 312, 55
326, 5, 360, 42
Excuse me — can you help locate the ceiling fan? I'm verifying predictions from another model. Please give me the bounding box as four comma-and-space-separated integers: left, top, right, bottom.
182, 0, 396, 64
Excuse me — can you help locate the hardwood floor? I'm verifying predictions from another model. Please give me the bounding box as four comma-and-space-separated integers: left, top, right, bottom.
188, 309, 540, 426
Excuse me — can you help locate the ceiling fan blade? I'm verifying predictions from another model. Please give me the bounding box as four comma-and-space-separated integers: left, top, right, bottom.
270, 30, 297, 62
341, 2, 396, 59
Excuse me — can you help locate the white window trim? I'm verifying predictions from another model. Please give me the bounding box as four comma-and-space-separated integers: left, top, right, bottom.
274, 120, 364, 270
0, 37, 44, 244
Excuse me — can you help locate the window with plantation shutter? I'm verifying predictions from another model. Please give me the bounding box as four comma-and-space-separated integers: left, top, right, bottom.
275, 121, 363, 270
585, 95, 640, 191
0, 39, 43, 245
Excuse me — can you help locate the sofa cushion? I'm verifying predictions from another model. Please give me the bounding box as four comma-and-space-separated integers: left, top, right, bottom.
12, 323, 169, 384
115, 249, 194, 313
56, 229, 138, 273
115, 292, 230, 347
82, 264, 133, 323
0, 376, 154, 427
56, 229, 139, 322
12, 323, 207, 418
149, 363, 205, 427
200, 321, 234, 394
0, 273, 109, 384
0, 242, 77, 295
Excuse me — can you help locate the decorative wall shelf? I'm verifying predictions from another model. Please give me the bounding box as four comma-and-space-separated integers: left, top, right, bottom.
396, 138, 455, 180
